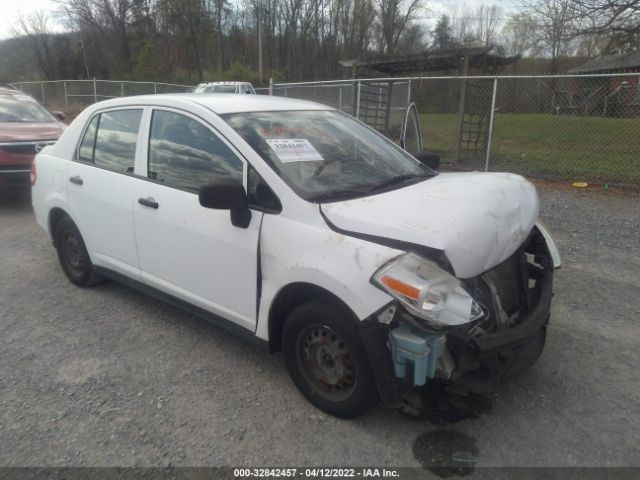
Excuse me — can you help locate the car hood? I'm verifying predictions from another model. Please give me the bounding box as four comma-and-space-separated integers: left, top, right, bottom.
0, 122, 64, 142
320, 172, 539, 279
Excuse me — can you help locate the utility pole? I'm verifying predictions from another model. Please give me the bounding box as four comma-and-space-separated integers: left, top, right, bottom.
80, 38, 90, 79
257, 1, 263, 83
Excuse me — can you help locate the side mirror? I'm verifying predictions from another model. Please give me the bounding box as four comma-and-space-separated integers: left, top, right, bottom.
414, 151, 440, 171
52, 110, 66, 122
199, 181, 252, 228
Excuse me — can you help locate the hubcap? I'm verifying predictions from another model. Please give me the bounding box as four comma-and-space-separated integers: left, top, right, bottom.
298, 325, 357, 401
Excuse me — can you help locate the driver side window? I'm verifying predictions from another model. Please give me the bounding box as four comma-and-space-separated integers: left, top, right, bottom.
148, 110, 243, 192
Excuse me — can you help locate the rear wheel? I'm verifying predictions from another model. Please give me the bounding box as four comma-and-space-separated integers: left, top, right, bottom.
54, 216, 103, 287
282, 299, 377, 418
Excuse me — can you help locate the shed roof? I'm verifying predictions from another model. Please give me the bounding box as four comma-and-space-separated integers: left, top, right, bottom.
569, 52, 640, 73
340, 46, 519, 75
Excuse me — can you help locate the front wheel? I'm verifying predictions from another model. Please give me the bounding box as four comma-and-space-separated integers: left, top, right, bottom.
54, 216, 103, 287
282, 300, 377, 418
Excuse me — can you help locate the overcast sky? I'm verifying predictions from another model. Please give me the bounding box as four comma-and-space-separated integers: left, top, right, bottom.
0, 0, 519, 41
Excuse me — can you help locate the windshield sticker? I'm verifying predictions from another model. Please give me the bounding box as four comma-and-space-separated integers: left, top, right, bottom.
266, 138, 324, 163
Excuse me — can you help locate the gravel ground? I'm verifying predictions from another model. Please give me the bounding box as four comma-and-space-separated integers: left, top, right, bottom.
0, 184, 639, 471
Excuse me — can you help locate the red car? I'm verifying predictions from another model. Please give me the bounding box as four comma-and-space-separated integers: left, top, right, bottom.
0, 88, 65, 190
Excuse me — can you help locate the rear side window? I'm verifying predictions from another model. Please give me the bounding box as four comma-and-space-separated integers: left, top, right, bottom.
77, 109, 142, 173
148, 110, 243, 191
78, 115, 99, 162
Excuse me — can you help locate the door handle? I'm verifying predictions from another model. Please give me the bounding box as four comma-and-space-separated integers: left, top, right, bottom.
138, 197, 159, 209
69, 175, 83, 185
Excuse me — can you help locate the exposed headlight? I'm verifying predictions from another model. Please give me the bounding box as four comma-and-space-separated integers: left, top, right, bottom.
371, 253, 483, 328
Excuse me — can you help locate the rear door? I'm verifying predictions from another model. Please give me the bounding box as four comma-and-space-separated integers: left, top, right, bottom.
66, 108, 144, 278
132, 108, 262, 331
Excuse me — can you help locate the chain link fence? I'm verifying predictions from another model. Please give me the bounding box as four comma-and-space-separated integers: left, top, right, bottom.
8, 80, 193, 108
9, 75, 640, 187
268, 74, 640, 188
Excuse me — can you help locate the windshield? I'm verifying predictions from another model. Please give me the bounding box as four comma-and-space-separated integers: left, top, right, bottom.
0, 94, 56, 123
223, 110, 435, 202
195, 85, 238, 93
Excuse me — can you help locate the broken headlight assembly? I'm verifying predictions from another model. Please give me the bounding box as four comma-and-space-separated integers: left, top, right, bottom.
371, 252, 484, 329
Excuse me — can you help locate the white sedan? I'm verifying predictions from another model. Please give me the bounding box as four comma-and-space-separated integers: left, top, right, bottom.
32, 94, 560, 418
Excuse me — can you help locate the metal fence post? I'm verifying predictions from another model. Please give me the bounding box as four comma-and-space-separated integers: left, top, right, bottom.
63, 81, 68, 105
407, 79, 411, 107
121, 82, 124, 97
269, 77, 273, 96
93, 78, 97, 103
40, 82, 45, 105
339, 87, 343, 111
355, 80, 361, 119
484, 77, 498, 172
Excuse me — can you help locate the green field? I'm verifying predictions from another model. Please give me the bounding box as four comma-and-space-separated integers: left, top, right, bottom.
419, 113, 640, 185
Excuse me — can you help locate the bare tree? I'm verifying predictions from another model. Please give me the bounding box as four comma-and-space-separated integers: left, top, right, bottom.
57, 0, 135, 72
12, 12, 56, 80
375, 0, 422, 54
470, 5, 503, 46
521, 0, 578, 73
501, 12, 541, 56
570, 0, 640, 54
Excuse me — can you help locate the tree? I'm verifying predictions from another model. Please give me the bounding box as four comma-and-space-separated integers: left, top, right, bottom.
470, 5, 503, 46
375, 0, 422, 54
502, 12, 541, 57
570, 0, 640, 54
521, 0, 578, 73
12, 12, 56, 80
432, 14, 453, 50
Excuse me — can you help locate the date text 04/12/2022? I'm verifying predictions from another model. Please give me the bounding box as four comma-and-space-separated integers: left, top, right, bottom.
233, 468, 400, 478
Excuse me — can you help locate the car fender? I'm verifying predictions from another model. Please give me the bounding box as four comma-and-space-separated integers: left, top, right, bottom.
32, 154, 69, 242
255, 214, 401, 341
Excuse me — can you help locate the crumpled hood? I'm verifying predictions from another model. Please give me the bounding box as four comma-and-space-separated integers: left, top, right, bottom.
321, 172, 539, 279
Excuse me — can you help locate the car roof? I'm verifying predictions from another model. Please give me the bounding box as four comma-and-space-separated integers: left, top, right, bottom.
197, 81, 251, 86
0, 87, 24, 96
91, 93, 333, 115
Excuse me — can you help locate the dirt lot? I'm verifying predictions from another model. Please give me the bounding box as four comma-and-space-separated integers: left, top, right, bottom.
0, 184, 639, 471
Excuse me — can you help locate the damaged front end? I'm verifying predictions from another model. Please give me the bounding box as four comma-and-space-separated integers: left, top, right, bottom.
360, 224, 560, 406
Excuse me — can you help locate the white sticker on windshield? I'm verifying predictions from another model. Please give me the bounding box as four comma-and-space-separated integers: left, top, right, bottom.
266, 139, 324, 163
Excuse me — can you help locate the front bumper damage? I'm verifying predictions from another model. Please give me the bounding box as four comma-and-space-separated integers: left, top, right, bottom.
360, 225, 558, 406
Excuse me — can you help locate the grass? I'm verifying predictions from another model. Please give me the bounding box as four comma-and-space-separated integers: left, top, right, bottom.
418, 113, 640, 185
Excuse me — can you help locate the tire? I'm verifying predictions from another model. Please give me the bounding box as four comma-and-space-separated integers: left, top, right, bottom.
282, 299, 378, 418
54, 216, 103, 287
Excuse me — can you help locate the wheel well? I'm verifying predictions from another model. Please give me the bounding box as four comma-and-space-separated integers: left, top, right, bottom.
267, 282, 357, 353
48, 207, 69, 244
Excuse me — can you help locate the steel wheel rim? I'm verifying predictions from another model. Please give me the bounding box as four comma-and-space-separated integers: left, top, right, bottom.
63, 231, 85, 273
297, 324, 357, 402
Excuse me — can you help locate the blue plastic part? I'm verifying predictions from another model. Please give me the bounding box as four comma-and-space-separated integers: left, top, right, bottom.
389, 324, 446, 386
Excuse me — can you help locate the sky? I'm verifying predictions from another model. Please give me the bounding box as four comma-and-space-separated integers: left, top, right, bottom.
0, 0, 65, 39
0, 0, 520, 40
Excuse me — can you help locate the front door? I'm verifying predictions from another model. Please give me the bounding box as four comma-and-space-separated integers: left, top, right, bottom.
133, 108, 262, 331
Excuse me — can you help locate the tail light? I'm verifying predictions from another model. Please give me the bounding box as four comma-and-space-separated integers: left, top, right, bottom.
30, 160, 36, 186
